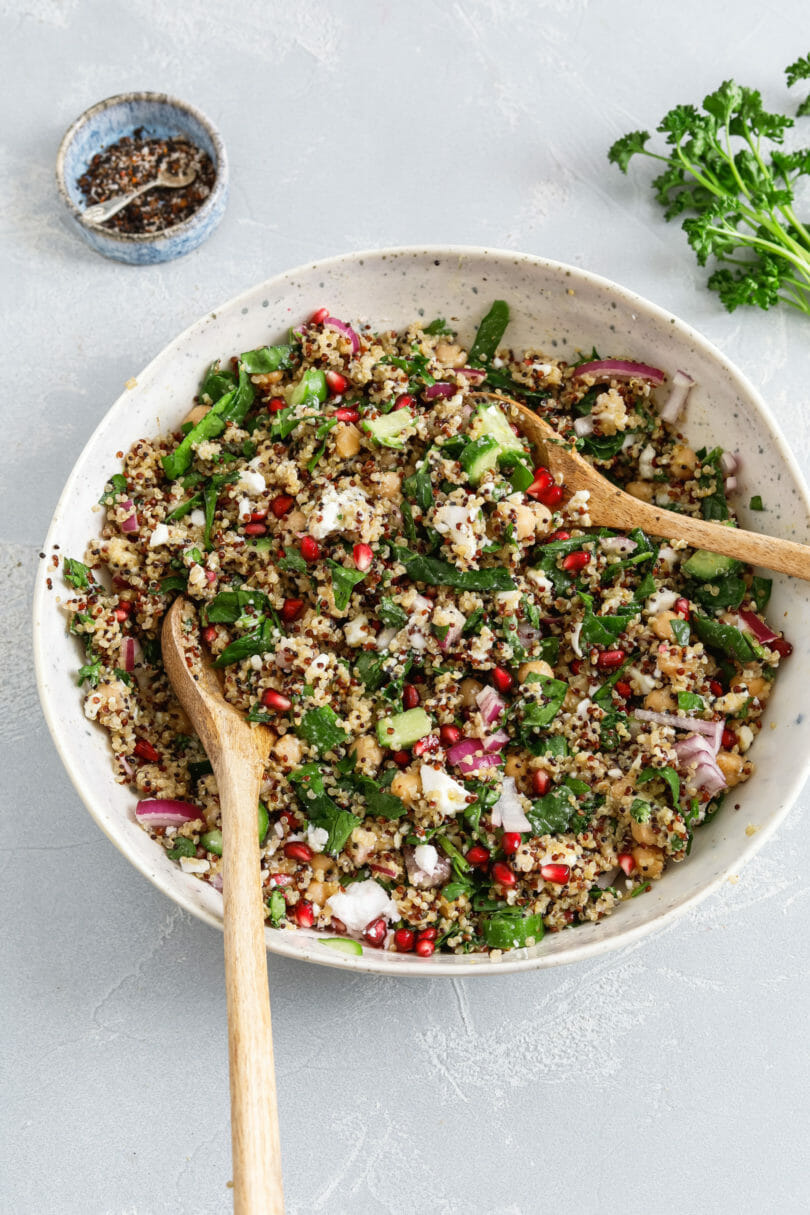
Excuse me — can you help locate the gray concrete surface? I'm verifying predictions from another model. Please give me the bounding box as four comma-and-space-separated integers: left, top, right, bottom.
2, 2, 809, 1212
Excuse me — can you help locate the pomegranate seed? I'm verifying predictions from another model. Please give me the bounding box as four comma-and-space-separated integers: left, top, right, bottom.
439, 724, 461, 746
203, 625, 217, 644
540, 863, 570, 884
284, 841, 313, 863
721, 727, 736, 750
709, 679, 724, 697
279, 810, 298, 828
134, 739, 159, 763
415, 938, 435, 957
310, 307, 329, 324
205, 569, 217, 583
335, 407, 359, 422
395, 393, 415, 411
618, 852, 636, 876
392, 750, 411, 767
545, 529, 571, 543
413, 735, 439, 757
295, 900, 315, 928
492, 665, 514, 693
491, 861, 516, 887
250, 508, 268, 522
539, 483, 564, 508
526, 467, 553, 499
597, 649, 626, 670
325, 369, 349, 394
262, 689, 292, 713
772, 637, 793, 657
615, 680, 632, 699
501, 832, 522, 855
269, 397, 287, 413
394, 927, 415, 952
268, 872, 294, 888
244, 522, 267, 536
363, 916, 388, 948
532, 770, 550, 797
570, 659, 582, 675
674, 597, 690, 619
561, 550, 590, 572
402, 684, 420, 709
114, 603, 132, 621
353, 542, 373, 571
417, 927, 437, 942
281, 598, 306, 623
466, 845, 490, 867
271, 494, 294, 519
300, 536, 321, 562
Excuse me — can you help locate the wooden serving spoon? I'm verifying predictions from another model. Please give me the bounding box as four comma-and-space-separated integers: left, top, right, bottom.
162, 598, 284, 1215
475, 391, 810, 580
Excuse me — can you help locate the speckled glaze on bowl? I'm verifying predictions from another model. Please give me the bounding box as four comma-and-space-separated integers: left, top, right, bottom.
55, 91, 228, 264
33, 247, 810, 975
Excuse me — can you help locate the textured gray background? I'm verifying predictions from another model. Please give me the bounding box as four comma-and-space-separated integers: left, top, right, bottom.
3, 2, 810, 1212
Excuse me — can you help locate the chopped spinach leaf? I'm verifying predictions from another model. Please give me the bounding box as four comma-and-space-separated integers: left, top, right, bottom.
327, 559, 367, 611
297, 706, 348, 755
63, 557, 92, 590
468, 300, 510, 367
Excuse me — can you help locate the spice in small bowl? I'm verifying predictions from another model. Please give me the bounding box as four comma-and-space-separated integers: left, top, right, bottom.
78, 129, 216, 234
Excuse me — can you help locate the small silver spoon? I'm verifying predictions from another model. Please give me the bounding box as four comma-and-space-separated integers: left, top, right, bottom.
81, 162, 197, 226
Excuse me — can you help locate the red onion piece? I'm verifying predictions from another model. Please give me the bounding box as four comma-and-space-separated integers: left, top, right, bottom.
323, 316, 359, 353
458, 366, 487, 381
724, 475, 737, 493
424, 382, 454, 399
738, 609, 779, 645
490, 776, 531, 832
600, 535, 638, 555
446, 737, 504, 774
121, 636, 140, 673
210, 873, 224, 892
720, 451, 738, 475
634, 708, 724, 753
136, 799, 203, 827
573, 359, 665, 386
437, 606, 465, 652
402, 844, 452, 890
573, 416, 594, 437
476, 685, 506, 725
120, 500, 139, 533
483, 728, 509, 752
368, 861, 400, 879
119, 754, 134, 779
674, 735, 726, 793
659, 370, 695, 423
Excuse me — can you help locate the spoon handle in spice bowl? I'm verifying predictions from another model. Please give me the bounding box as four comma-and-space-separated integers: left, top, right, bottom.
82, 181, 157, 225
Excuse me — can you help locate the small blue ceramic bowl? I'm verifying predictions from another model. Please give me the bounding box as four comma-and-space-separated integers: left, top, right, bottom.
56, 91, 228, 265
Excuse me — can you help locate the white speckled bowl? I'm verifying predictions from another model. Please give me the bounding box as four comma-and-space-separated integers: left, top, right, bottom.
32, 247, 810, 975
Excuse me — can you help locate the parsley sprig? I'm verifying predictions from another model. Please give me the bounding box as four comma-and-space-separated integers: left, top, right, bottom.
608, 59, 810, 316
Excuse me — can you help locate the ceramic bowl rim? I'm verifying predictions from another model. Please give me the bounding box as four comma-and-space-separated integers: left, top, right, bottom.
55, 90, 228, 244
32, 244, 810, 976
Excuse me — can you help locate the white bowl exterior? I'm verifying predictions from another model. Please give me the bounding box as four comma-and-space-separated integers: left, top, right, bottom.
33, 247, 810, 976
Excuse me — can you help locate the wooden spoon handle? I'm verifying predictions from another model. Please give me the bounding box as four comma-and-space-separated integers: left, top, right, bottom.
216, 754, 284, 1215
602, 493, 810, 580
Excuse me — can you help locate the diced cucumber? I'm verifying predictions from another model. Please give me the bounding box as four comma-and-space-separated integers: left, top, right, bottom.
498, 450, 535, 492
376, 707, 433, 749
483, 910, 545, 950
682, 549, 742, 581
258, 800, 270, 845
460, 434, 500, 484
363, 408, 415, 448
470, 404, 525, 455
319, 937, 363, 956
291, 368, 327, 405
200, 829, 223, 856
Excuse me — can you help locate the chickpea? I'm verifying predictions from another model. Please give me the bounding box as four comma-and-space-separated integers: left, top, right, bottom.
272, 734, 304, 769
626, 480, 654, 503
651, 609, 681, 641
391, 768, 421, 806
459, 677, 483, 708
335, 423, 361, 459
94, 682, 129, 714
517, 659, 554, 683
495, 499, 537, 541
609, 773, 636, 804
631, 819, 659, 846
378, 471, 401, 501
306, 879, 326, 905
743, 675, 769, 700
435, 341, 465, 367
632, 844, 665, 878
644, 687, 676, 712
284, 509, 306, 532
529, 502, 554, 537
657, 644, 687, 679
504, 752, 531, 785
350, 734, 384, 774
184, 403, 211, 425
310, 853, 335, 876
670, 443, 698, 481
716, 750, 746, 787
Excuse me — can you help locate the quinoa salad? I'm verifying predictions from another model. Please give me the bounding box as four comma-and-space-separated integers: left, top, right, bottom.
61, 302, 792, 959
